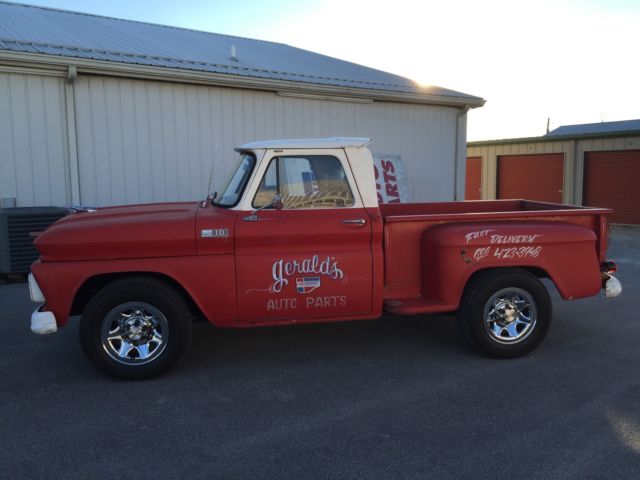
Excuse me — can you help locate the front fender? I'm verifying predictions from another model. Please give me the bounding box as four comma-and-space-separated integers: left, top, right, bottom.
30, 255, 237, 328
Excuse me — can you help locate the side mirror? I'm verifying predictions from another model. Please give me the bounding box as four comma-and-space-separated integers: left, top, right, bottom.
272, 194, 283, 210
243, 194, 284, 221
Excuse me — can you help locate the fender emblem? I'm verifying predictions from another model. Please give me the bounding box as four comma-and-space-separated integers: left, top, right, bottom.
201, 228, 228, 238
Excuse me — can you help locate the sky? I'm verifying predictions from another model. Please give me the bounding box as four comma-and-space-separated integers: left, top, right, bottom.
14, 0, 640, 141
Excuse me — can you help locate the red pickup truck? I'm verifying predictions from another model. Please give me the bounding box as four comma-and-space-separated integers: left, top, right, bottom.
28, 138, 621, 379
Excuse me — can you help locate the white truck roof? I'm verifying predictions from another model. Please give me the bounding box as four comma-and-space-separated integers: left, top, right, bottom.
239, 137, 372, 150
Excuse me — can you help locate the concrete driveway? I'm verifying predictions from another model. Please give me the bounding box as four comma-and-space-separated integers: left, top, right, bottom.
1, 228, 638, 479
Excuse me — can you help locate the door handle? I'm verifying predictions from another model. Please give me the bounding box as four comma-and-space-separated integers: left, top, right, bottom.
341, 218, 366, 226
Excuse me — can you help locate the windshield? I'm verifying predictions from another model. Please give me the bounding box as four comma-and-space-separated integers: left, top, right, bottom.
213, 154, 255, 207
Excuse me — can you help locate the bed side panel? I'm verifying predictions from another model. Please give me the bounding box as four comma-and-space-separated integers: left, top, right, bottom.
421, 221, 602, 307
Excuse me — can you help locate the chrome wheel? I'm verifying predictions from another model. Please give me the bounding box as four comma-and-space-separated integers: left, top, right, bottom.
483, 287, 537, 345
100, 302, 169, 365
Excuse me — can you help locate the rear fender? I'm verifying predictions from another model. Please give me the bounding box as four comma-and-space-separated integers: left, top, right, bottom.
421, 221, 602, 307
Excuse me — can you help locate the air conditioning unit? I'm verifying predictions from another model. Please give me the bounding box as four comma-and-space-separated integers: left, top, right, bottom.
0, 207, 70, 274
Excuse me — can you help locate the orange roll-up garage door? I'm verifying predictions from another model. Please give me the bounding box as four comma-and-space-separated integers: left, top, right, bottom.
465, 157, 482, 200
498, 153, 564, 203
584, 150, 640, 225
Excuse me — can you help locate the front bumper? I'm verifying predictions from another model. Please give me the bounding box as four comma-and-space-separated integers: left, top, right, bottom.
28, 273, 57, 334
28, 273, 45, 303
31, 307, 57, 334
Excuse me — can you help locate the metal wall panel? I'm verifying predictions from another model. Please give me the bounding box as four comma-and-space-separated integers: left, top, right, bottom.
73, 76, 459, 206
0, 72, 69, 206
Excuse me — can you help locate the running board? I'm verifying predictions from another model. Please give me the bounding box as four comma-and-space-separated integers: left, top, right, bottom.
384, 298, 454, 315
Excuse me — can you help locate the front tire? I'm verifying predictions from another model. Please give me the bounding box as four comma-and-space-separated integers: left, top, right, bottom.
79, 277, 192, 380
457, 269, 552, 358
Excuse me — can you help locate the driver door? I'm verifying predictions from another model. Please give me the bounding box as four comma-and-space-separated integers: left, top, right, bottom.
235, 149, 373, 324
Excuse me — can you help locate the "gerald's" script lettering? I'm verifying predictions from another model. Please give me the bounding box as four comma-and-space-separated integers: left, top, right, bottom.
271, 255, 344, 293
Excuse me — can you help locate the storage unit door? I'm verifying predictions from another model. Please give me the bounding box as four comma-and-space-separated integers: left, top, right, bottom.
465, 157, 482, 200
498, 153, 564, 202
584, 150, 640, 225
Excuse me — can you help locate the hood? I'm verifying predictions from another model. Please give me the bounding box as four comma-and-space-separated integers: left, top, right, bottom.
35, 202, 200, 262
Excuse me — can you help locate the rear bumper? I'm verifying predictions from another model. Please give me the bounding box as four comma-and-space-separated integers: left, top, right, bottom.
604, 275, 622, 298
31, 307, 57, 334
600, 260, 622, 298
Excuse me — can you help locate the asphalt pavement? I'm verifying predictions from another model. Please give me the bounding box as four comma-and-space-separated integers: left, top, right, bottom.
1, 227, 639, 479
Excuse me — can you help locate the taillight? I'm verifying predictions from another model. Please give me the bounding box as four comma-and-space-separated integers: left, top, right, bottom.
600, 261, 617, 274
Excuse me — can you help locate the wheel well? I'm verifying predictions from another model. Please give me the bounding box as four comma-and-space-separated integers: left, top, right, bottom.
463, 266, 557, 297
521, 266, 549, 279
71, 272, 205, 320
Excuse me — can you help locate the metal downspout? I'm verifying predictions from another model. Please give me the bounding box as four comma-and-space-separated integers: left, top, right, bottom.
453, 106, 470, 201
64, 65, 81, 205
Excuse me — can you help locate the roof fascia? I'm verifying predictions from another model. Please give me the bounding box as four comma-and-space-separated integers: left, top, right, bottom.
0, 50, 486, 109
468, 130, 640, 146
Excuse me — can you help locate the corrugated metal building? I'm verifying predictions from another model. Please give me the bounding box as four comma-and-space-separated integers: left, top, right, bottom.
0, 1, 484, 208
466, 119, 640, 225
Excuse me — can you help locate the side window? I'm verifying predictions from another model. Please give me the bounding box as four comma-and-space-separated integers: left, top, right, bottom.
253, 155, 355, 209
253, 160, 278, 207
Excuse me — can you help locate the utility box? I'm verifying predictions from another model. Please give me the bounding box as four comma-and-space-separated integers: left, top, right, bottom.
0, 207, 69, 274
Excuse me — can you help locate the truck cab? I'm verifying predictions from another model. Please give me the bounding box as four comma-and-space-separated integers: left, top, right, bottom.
198, 138, 383, 324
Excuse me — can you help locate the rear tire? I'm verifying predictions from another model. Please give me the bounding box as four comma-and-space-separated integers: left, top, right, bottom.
456, 269, 552, 358
79, 277, 192, 380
